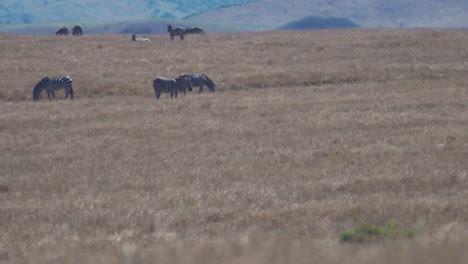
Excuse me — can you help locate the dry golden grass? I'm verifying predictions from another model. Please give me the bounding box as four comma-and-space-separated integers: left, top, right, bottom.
1, 29, 468, 263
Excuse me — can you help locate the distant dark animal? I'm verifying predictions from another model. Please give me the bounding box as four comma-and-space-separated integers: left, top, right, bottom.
72, 25, 83, 36
167, 24, 184, 41
153, 76, 192, 99
131, 33, 150, 42
32, 76, 74, 101
178, 73, 215, 93
56, 27, 69, 36
184, 27, 206, 35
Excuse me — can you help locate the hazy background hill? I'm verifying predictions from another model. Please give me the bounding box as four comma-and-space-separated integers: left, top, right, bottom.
0, 0, 467, 34
189, 0, 468, 30
0, 0, 252, 25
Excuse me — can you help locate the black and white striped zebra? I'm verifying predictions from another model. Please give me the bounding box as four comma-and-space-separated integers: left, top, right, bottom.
167, 24, 184, 41
32, 76, 74, 101
153, 76, 192, 99
178, 73, 215, 93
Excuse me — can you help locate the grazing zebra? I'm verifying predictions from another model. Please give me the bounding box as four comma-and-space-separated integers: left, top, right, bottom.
167, 24, 184, 41
72, 25, 83, 36
184, 27, 206, 35
56, 27, 69, 36
153, 76, 192, 99
131, 33, 150, 42
32, 76, 74, 101
178, 73, 216, 93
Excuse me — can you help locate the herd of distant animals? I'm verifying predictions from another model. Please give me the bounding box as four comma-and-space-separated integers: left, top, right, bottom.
56, 25, 83, 36
55, 24, 205, 42
34, 25, 213, 101
33, 73, 215, 101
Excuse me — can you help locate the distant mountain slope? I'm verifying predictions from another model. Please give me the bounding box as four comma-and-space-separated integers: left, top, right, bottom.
188, 0, 468, 30
0, 0, 253, 25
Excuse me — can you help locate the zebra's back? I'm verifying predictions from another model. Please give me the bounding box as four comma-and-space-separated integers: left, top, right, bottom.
47, 76, 73, 92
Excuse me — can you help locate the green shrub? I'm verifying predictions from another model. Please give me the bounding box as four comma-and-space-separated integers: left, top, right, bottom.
340, 221, 415, 243
340, 230, 354, 242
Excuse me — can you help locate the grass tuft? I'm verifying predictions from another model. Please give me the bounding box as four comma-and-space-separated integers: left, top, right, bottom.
340, 221, 415, 243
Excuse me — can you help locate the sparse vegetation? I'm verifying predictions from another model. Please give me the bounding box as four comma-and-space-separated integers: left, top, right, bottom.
340, 221, 414, 243
1, 29, 468, 263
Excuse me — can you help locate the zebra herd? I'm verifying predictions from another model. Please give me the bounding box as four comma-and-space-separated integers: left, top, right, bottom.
32, 73, 215, 101
40, 24, 213, 101
153, 73, 216, 99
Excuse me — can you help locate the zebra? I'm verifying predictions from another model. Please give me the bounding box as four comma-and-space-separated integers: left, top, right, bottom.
32, 76, 74, 101
184, 27, 206, 35
56, 27, 69, 36
177, 77, 193, 95
167, 24, 184, 41
153, 76, 192, 99
131, 33, 150, 42
178, 73, 215, 93
72, 25, 83, 36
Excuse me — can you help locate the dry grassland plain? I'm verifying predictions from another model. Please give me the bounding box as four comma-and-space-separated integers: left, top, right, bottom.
1, 29, 468, 263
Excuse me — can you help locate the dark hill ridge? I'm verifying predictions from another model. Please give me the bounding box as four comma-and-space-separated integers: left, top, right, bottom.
281, 17, 359, 30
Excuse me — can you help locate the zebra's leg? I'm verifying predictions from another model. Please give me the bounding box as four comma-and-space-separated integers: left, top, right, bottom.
47, 91, 51, 99
199, 85, 204, 93
156, 90, 161, 99
51, 91, 56, 99
65, 88, 73, 99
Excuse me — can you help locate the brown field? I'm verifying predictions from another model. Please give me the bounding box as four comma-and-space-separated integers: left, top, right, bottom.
1, 29, 468, 263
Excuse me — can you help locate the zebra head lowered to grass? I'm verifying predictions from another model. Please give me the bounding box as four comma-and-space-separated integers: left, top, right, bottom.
153, 76, 192, 100
32, 76, 74, 101
167, 24, 184, 41
178, 73, 215, 93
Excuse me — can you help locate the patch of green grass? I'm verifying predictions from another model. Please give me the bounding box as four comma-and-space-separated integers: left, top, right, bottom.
340, 221, 415, 243
406, 228, 417, 238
